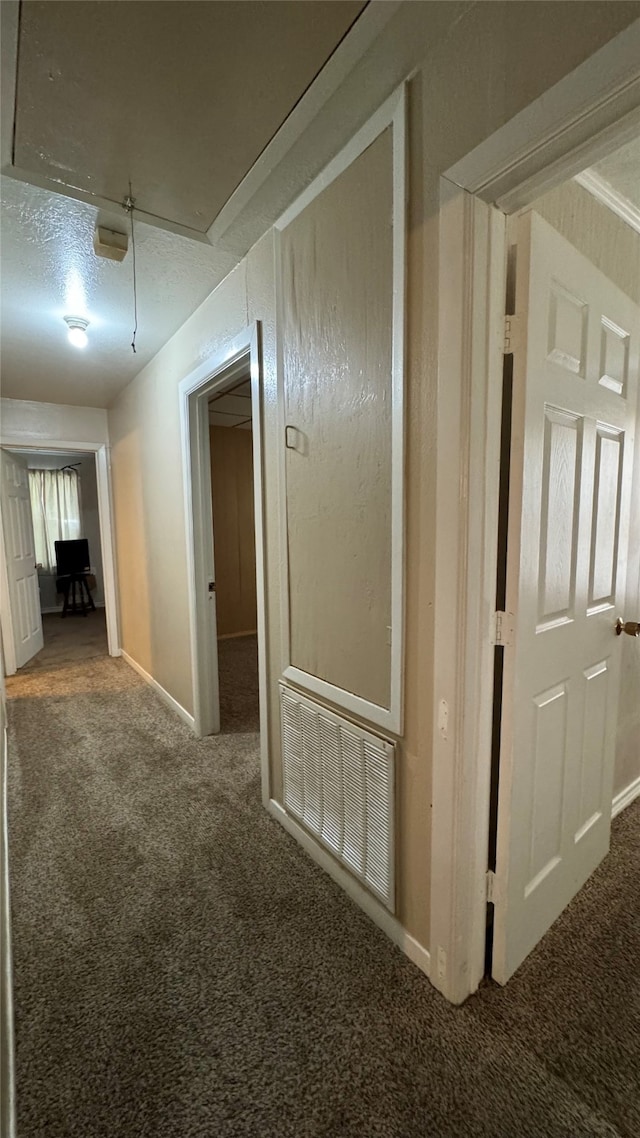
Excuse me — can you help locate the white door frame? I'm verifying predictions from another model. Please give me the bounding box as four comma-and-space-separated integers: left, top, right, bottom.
0, 438, 120, 672
178, 324, 270, 796
430, 20, 640, 1005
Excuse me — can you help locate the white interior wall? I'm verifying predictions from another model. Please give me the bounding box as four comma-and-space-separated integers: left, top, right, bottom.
0, 399, 109, 447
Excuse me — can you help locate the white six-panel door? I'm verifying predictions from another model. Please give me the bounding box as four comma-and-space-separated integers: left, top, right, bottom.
1, 449, 44, 669
492, 212, 639, 983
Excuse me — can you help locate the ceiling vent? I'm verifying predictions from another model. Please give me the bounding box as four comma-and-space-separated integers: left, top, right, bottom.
93, 226, 128, 262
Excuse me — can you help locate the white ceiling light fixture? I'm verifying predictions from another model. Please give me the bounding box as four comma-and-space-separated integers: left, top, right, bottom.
64, 315, 89, 349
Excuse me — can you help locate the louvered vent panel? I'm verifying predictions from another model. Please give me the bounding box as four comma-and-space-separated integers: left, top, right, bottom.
280, 685, 395, 911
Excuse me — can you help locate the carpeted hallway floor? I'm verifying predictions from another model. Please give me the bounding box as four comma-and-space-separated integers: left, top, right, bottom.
6, 655, 639, 1138
217, 634, 259, 733
20, 609, 108, 671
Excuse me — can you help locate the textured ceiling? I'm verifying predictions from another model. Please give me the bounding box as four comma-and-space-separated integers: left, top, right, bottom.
13, 0, 366, 234
0, 0, 367, 408
0, 176, 236, 407
590, 136, 640, 210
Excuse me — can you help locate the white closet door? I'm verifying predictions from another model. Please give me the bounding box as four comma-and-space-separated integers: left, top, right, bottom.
1, 450, 44, 668
492, 211, 639, 983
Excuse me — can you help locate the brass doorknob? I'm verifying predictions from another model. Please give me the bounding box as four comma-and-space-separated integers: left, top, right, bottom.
615, 618, 640, 637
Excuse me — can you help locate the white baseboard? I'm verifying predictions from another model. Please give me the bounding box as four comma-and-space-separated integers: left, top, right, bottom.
120, 651, 195, 730
268, 799, 431, 980
612, 774, 640, 819
401, 929, 433, 978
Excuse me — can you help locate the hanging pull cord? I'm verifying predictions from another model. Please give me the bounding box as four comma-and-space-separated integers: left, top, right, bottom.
123, 186, 138, 354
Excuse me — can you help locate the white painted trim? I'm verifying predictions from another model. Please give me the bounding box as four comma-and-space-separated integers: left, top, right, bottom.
268, 799, 430, 978
94, 445, 120, 660
446, 22, 640, 211
431, 19, 640, 1003
0, 438, 121, 668
274, 233, 290, 683
0, 436, 106, 452
275, 85, 405, 231
248, 327, 272, 807
121, 651, 195, 730
389, 84, 407, 737
180, 363, 222, 738
612, 775, 640, 819
574, 169, 640, 236
179, 330, 253, 736
207, 1, 402, 245
275, 84, 406, 736
1, 721, 17, 1138
0, 513, 17, 677
430, 186, 506, 1005
178, 325, 271, 802
282, 666, 399, 736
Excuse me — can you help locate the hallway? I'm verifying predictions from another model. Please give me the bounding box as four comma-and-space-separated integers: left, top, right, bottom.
6, 658, 639, 1138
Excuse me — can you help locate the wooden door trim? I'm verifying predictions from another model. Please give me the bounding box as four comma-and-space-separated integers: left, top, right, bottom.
431, 21, 640, 1004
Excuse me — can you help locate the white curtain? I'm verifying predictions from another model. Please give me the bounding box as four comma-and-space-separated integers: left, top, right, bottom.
28, 468, 82, 573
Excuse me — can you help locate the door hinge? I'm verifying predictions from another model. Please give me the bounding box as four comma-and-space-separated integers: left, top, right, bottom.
503, 315, 521, 354
486, 869, 496, 903
494, 610, 505, 645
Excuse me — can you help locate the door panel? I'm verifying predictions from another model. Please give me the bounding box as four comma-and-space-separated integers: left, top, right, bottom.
492, 212, 639, 983
1, 449, 44, 668
589, 426, 624, 608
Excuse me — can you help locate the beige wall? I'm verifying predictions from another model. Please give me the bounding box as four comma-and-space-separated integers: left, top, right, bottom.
533, 182, 640, 797
210, 426, 257, 638
534, 181, 640, 306
282, 129, 393, 709
0, 398, 109, 446
108, 3, 640, 953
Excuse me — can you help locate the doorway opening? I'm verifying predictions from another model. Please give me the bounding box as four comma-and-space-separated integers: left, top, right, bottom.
179, 324, 269, 798
208, 376, 259, 734
484, 150, 640, 982
0, 445, 116, 675
430, 24, 640, 1004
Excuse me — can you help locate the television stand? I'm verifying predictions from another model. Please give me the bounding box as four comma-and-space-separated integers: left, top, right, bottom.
58, 574, 96, 617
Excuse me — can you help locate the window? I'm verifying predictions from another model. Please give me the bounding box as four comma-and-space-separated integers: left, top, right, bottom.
28, 468, 82, 573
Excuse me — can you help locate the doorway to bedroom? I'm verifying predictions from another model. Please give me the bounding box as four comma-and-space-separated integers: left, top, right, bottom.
1, 446, 109, 672
208, 376, 259, 735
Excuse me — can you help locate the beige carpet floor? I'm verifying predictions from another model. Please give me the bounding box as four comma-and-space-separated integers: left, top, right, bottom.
20, 610, 108, 671
6, 655, 639, 1138
217, 634, 259, 733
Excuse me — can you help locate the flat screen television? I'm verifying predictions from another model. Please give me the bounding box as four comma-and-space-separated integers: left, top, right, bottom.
55, 539, 90, 576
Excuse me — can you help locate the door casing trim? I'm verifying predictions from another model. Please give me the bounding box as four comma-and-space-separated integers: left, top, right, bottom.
431, 19, 640, 1004
178, 323, 270, 802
